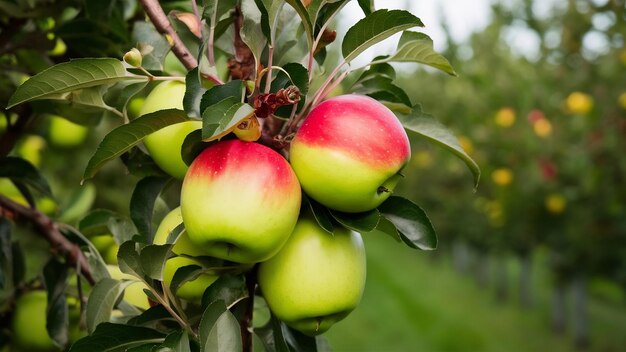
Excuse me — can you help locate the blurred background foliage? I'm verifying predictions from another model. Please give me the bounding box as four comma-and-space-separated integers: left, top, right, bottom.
1, 0, 625, 351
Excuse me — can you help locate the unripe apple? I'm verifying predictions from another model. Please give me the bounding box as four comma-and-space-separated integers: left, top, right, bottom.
107, 265, 151, 310
181, 140, 301, 263
162, 256, 219, 302
289, 95, 410, 213
152, 206, 206, 257
139, 81, 202, 179
48, 116, 88, 148
90, 235, 119, 265
12, 291, 59, 351
258, 217, 366, 336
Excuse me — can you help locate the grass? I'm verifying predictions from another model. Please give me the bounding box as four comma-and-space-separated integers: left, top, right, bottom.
324, 234, 626, 351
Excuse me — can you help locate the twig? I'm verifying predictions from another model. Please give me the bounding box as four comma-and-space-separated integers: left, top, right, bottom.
241, 268, 257, 352
0, 107, 32, 157
0, 194, 95, 285
139, 0, 198, 70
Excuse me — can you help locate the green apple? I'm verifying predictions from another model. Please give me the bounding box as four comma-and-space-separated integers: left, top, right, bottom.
15, 134, 46, 167
181, 139, 301, 263
258, 217, 366, 336
90, 235, 119, 265
139, 80, 202, 179
289, 94, 411, 213
12, 291, 59, 351
152, 206, 206, 257
48, 115, 88, 148
107, 265, 151, 310
126, 96, 145, 120
162, 256, 219, 302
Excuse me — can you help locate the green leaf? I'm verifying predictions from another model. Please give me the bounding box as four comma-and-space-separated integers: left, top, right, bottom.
342, 9, 423, 64
385, 31, 457, 76
0, 156, 53, 198
356, 76, 411, 107
121, 148, 168, 178
183, 68, 207, 117
255, 315, 290, 352
283, 324, 319, 351
139, 244, 172, 280
356, 0, 374, 15
398, 105, 480, 187
181, 130, 212, 166
201, 274, 248, 308
79, 209, 117, 237
43, 258, 69, 348
305, 197, 334, 234
284, 0, 313, 51
68, 323, 165, 352
155, 330, 191, 352
130, 176, 170, 243
7, 58, 142, 108
369, 216, 401, 242
256, 0, 286, 43
83, 109, 189, 181
201, 97, 255, 141
132, 21, 171, 71
117, 241, 145, 279
270, 62, 309, 95
169, 265, 203, 295
330, 209, 380, 233
127, 305, 173, 326
86, 278, 135, 333
199, 300, 242, 352
240, 0, 267, 74
378, 196, 437, 250
200, 80, 245, 113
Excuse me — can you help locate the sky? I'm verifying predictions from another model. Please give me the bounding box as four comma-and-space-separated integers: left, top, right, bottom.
336, 0, 493, 67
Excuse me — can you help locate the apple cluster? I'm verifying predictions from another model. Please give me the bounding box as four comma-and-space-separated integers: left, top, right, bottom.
134, 81, 411, 336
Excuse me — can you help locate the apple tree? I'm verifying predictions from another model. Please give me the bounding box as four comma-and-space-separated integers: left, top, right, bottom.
0, 0, 478, 351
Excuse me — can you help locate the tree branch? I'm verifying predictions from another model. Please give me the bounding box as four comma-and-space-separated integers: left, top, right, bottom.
139, 0, 198, 70
0, 194, 95, 285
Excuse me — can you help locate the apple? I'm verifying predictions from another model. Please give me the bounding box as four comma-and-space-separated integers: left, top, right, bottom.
48, 115, 88, 148
107, 265, 151, 310
289, 94, 411, 213
162, 256, 219, 302
12, 291, 59, 351
258, 217, 366, 336
139, 81, 202, 179
90, 235, 119, 265
181, 139, 301, 263
16, 134, 46, 167
152, 206, 206, 257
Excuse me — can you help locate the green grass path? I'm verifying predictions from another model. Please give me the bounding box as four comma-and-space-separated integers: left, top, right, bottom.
324, 234, 626, 352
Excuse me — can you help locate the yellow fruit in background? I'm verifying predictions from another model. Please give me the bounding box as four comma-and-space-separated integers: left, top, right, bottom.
412, 151, 433, 169
458, 135, 474, 155
48, 38, 67, 57
565, 92, 593, 115
107, 265, 151, 310
618, 92, 626, 110
12, 291, 59, 352
494, 107, 515, 127
491, 168, 513, 186
162, 256, 219, 302
48, 116, 88, 148
545, 193, 566, 214
533, 118, 552, 137
16, 134, 46, 167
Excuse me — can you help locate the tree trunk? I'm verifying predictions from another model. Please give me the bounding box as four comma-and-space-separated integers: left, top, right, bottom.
572, 274, 589, 349
551, 281, 567, 334
494, 255, 509, 302
519, 253, 533, 308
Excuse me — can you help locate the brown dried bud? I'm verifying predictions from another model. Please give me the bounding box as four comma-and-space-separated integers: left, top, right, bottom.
253, 86, 301, 118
